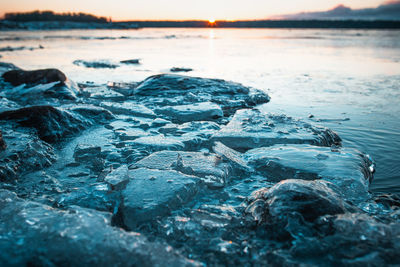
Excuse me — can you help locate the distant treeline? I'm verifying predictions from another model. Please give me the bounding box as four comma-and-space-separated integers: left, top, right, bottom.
4, 11, 109, 23
131, 20, 400, 29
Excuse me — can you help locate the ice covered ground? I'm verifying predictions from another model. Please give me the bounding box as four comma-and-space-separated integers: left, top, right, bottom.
0, 62, 399, 265
0, 28, 399, 265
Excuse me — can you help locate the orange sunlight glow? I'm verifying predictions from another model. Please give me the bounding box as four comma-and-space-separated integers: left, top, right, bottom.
208, 18, 215, 23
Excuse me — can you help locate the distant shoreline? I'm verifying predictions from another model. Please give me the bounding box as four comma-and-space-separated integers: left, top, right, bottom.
1, 20, 400, 30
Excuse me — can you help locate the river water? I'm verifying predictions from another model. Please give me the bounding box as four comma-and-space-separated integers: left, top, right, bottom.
1, 28, 399, 194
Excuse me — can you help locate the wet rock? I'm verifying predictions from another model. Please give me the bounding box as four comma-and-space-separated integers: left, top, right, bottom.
1, 68, 79, 101
155, 102, 223, 123
0, 130, 5, 151
212, 109, 341, 151
80, 84, 125, 101
132, 74, 270, 115
0, 189, 198, 266
244, 144, 374, 202
121, 168, 200, 228
170, 67, 193, 72
121, 59, 140, 64
0, 129, 56, 182
3, 68, 66, 86
132, 151, 231, 184
0, 62, 20, 76
0, 106, 89, 143
73, 144, 104, 172
101, 101, 156, 118
73, 59, 119, 69
245, 179, 347, 240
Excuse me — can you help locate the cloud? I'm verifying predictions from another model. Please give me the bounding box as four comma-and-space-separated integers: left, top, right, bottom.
273, 1, 400, 20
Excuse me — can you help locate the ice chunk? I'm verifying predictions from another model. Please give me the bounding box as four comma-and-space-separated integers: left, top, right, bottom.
131, 135, 185, 151
121, 168, 200, 228
155, 102, 223, 123
132, 151, 231, 182
101, 101, 156, 118
212, 109, 341, 151
244, 144, 374, 202
104, 165, 130, 190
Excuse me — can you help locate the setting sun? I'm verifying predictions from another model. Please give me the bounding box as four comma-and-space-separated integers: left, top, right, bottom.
208, 18, 215, 23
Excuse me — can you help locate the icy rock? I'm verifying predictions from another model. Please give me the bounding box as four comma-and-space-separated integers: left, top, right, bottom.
155, 102, 223, 123
131, 135, 185, 151
121, 168, 200, 228
0, 106, 90, 143
114, 127, 149, 141
212, 109, 341, 151
73, 59, 119, 69
132, 151, 231, 183
101, 101, 156, 118
0, 190, 198, 266
0, 62, 19, 76
0, 97, 20, 113
121, 59, 140, 64
245, 179, 347, 239
213, 141, 252, 173
0, 129, 56, 182
133, 74, 270, 115
2, 68, 79, 101
244, 144, 374, 202
104, 165, 130, 190
73, 144, 104, 172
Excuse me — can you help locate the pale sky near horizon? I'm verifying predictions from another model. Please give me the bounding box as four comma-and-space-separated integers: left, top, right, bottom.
0, 0, 389, 21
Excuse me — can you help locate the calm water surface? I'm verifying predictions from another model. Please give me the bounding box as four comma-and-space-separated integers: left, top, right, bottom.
1, 28, 399, 193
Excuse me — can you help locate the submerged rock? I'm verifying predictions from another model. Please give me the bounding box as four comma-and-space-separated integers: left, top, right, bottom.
244, 144, 374, 202
121, 59, 140, 64
155, 102, 223, 123
73, 59, 119, 69
0, 190, 198, 266
212, 109, 341, 151
121, 168, 200, 228
0, 106, 89, 143
170, 67, 193, 72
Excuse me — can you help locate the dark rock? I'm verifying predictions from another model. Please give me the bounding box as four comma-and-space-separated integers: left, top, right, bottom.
0, 130, 5, 150
121, 59, 140, 64
73, 59, 119, 69
245, 179, 347, 239
0, 106, 89, 143
2, 68, 66, 86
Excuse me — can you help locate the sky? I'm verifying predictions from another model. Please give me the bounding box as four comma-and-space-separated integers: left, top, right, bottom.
0, 0, 389, 21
